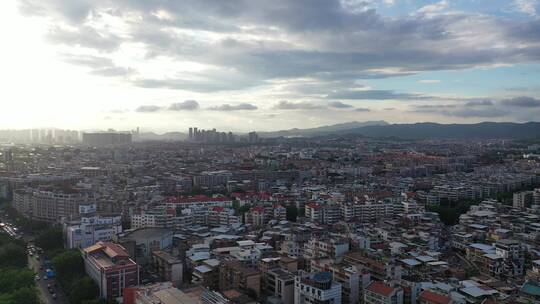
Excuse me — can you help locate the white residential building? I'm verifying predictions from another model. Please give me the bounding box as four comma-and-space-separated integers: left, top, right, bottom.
294, 271, 342, 304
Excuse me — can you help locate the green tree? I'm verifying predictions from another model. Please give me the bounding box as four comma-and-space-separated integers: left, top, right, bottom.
35, 227, 64, 252
286, 205, 298, 222
68, 276, 100, 304
0, 269, 35, 293
238, 204, 250, 214
0, 286, 40, 304
52, 249, 85, 287
0, 243, 27, 268
232, 200, 240, 212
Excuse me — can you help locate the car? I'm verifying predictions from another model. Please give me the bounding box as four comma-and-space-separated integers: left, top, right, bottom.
43, 275, 48, 280
47, 284, 51, 288
35, 275, 40, 281
48, 287, 53, 294
52, 293, 57, 299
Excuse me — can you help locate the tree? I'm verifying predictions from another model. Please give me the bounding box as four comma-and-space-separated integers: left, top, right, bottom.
286, 205, 298, 222
0, 269, 35, 293
238, 204, 250, 214
0, 243, 27, 268
232, 200, 240, 212
35, 227, 64, 252
68, 276, 100, 304
0, 287, 40, 304
52, 250, 85, 287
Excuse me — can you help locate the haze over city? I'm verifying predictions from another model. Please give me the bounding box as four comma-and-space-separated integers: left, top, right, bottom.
1, 0, 540, 132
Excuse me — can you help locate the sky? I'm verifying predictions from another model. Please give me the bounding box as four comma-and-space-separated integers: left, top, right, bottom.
1, 0, 540, 133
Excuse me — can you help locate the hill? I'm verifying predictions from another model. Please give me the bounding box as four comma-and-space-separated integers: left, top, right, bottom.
259, 121, 388, 138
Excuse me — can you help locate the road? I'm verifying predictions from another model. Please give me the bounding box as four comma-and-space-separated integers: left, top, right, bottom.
0, 212, 68, 304
27, 250, 68, 304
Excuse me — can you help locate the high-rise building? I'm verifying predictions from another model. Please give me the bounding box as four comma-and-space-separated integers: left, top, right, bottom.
513, 191, 533, 209
248, 131, 259, 143
82, 132, 132, 146
533, 188, 540, 208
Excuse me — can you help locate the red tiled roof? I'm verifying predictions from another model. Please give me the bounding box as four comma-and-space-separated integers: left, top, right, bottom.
252, 205, 265, 212
102, 242, 130, 258
306, 202, 321, 210
418, 290, 451, 304
367, 281, 395, 297
166, 195, 230, 204
259, 193, 271, 200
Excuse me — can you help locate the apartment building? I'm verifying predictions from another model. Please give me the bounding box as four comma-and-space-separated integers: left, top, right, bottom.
152, 250, 183, 287
341, 201, 395, 222
513, 191, 533, 209
305, 202, 342, 224
82, 241, 139, 300
294, 271, 342, 304
219, 260, 261, 298
65, 213, 122, 249
305, 237, 350, 259
364, 281, 404, 304
14, 187, 93, 222
266, 269, 295, 304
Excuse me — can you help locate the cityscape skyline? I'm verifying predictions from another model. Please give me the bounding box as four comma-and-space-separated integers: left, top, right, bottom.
2, 0, 540, 132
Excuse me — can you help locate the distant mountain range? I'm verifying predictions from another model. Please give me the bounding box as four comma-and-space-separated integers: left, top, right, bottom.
134, 121, 540, 141
262, 121, 540, 140
136, 132, 187, 141
258, 121, 389, 138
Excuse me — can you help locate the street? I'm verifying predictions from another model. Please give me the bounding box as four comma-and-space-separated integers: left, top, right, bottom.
27, 251, 68, 304
0, 211, 68, 304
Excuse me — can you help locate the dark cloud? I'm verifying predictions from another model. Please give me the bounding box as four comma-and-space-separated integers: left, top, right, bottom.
47, 26, 120, 52
135, 105, 162, 113
169, 100, 200, 111
208, 103, 258, 111
17, 0, 540, 95
412, 103, 506, 118
327, 90, 425, 100
19, 0, 92, 23
60, 54, 135, 77
328, 101, 353, 108
273, 101, 325, 110
501, 96, 540, 107
415, 104, 457, 109
465, 100, 494, 106
132, 72, 262, 93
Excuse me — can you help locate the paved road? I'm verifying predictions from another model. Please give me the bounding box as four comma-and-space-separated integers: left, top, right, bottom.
28, 254, 68, 304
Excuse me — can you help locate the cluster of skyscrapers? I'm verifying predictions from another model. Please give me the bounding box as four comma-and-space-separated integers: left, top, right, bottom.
188, 127, 259, 144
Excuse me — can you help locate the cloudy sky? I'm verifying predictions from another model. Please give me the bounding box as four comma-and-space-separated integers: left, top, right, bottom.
1, 0, 540, 132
